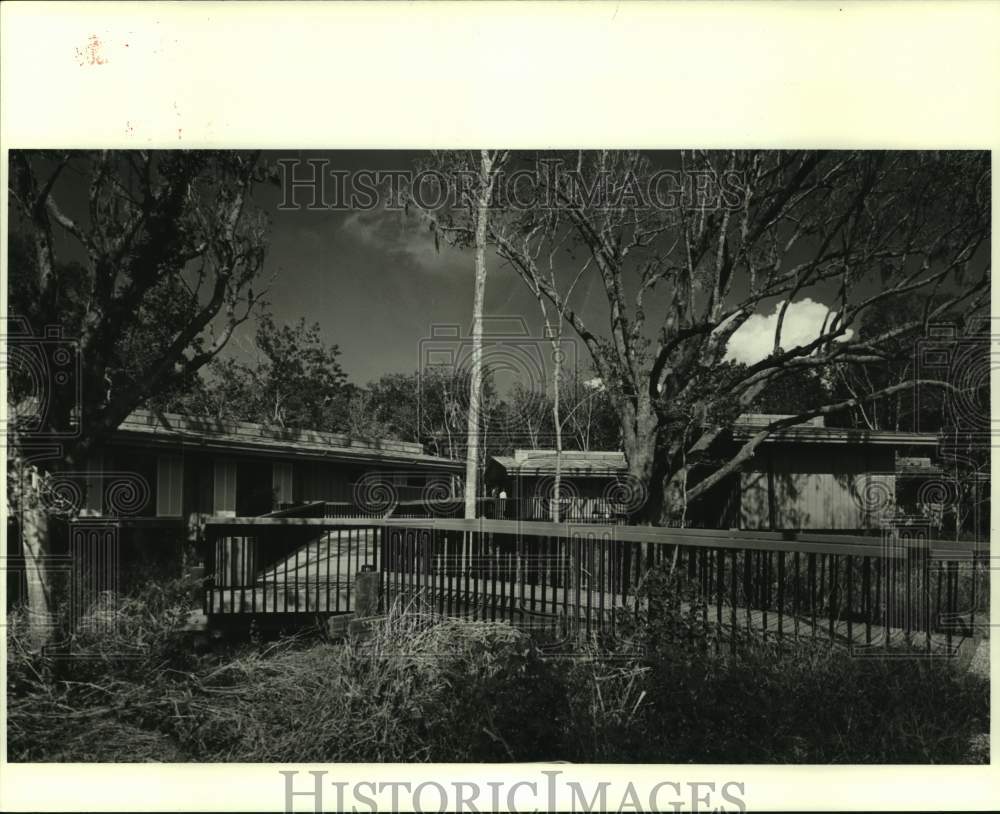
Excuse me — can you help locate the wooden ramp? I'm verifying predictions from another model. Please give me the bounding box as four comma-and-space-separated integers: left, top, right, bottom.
207, 568, 977, 658
202, 517, 985, 660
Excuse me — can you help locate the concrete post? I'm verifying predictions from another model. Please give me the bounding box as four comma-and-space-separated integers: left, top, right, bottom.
354, 565, 379, 617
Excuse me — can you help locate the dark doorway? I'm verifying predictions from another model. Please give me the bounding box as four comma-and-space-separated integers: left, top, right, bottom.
236, 460, 274, 516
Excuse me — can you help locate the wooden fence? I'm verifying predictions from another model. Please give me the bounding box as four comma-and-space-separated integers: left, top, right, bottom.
201, 516, 987, 652
323, 497, 628, 523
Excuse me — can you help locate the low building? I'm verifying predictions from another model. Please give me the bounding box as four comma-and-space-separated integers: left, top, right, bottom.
60, 409, 463, 586
74, 409, 463, 523
731, 415, 941, 530
485, 449, 627, 521
488, 415, 951, 531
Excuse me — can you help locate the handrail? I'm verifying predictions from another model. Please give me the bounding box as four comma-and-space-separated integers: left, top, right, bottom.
201, 511, 986, 649
202, 515, 982, 559
262, 501, 327, 518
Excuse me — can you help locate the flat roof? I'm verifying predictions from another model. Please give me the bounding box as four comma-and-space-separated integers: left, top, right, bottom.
110, 410, 465, 471
492, 420, 944, 477
730, 424, 941, 446
492, 450, 626, 477
731, 413, 940, 446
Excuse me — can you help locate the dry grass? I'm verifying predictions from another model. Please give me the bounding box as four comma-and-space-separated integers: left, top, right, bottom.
6, 584, 990, 763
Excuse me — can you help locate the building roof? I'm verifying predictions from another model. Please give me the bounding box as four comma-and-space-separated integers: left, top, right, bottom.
896, 456, 942, 475
110, 410, 465, 470
492, 416, 942, 478
491, 450, 627, 477
730, 414, 940, 446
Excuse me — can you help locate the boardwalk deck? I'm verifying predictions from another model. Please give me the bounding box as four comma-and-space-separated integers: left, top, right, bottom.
206, 567, 977, 657
203, 517, 986, 658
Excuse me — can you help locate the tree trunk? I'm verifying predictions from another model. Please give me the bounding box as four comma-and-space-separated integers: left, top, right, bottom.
618, 396, 663, 524
661, 468, 688, 526
464, 150, 494, 520
608, 393, 699, 527
551, 340, 563, 522
20, 481, 56, 648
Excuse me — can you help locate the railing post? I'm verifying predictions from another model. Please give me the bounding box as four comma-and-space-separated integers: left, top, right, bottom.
355, 565, 379, 618
203, 524, 216, 615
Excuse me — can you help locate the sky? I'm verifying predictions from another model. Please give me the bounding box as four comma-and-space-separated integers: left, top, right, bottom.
242, 150, 623, 388
12, 150, 870, 392
252, 150, 848, 387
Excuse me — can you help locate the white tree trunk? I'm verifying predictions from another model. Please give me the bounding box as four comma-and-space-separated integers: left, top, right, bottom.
464, 150, 494, 519
551, 339, 563, 522
20, 486, 55, 647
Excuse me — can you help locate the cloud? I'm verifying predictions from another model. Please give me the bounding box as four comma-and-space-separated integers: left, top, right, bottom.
340, 209, 467, 274
724, 298, 854, 364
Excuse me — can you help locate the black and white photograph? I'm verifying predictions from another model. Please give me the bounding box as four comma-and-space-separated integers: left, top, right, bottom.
1, 3, 998, 813
6, 147, 990, 764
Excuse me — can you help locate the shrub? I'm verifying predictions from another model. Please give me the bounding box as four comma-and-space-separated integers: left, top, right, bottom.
162, 600, 547, 761
6, 578, 989, 764
6, 575, 203, 761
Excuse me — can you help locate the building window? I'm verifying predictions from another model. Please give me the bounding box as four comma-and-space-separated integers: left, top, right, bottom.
105, 451, 155, 517
213, 460, 237, 516
156, 456, 184, 517
273, 462, 294, 508
236, 459, 274, 516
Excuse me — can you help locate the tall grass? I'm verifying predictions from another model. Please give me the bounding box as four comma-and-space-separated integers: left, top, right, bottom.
5, 577, 989, 763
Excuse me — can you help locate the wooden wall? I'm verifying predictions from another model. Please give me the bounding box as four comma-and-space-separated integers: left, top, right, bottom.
294, 460, 354, 502
741, 444, 896, 530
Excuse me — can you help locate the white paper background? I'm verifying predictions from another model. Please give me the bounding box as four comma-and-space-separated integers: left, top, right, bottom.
1, 1, 998, 811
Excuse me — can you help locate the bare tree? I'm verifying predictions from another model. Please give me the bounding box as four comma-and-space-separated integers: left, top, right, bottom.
463, 151, 497, 517
412, 150, 509, 516
494, 207, 592, 519
488, 150, 990, 524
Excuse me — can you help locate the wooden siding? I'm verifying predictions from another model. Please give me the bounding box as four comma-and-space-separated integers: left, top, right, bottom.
213, 460, 237, 516
155, 456, 184, 517
273, 462, 294, 506
187, 455, 215, 516
296, 461, 353, 503
515, 475, 619, 500
741, 445, 896, 530
83, 451, 104, 516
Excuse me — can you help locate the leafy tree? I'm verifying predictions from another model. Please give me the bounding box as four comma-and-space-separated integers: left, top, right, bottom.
824, 292, 961, 432
749, 364, 830, 418
8, 150, 272, 643
562, 369, 623, 452
364, 373, 421, 443
342, 388, 395, 442
506, 381, 554, 450
504, 370, 621, 452
363, 368, 511, 469
171, 313, 353, 433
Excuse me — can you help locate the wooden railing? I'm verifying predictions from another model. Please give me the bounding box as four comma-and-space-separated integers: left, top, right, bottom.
201, 516, 987, 651
320, 497, 628, 522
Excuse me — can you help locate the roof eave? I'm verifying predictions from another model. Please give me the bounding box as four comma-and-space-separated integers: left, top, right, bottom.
108, 428, 465, 470
731, 429, 942, 446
